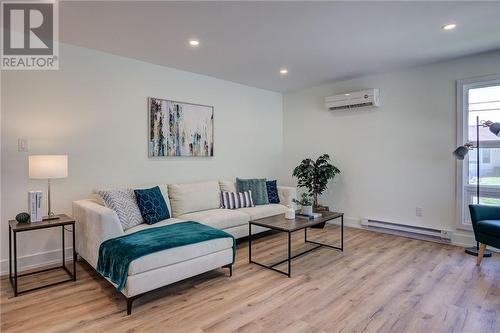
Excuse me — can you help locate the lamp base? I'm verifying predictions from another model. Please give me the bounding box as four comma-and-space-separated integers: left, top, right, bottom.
465, 246, 493, 257
43, 215, 60, 221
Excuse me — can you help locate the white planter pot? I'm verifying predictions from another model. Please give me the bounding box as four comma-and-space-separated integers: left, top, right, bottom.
301, 205, 313, 216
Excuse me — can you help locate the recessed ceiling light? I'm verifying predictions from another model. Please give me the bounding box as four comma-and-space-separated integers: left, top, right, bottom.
442, 23, 457, 31
280, 68, 288, 75
344, 93, 350, 96
189, 39, 200, 46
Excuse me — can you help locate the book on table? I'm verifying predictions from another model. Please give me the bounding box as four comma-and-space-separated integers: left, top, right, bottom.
296, 212, 323, 220
28, 191, 43, 222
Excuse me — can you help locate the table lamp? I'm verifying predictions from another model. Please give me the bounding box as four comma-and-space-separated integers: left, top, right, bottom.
29, 155, 68, 220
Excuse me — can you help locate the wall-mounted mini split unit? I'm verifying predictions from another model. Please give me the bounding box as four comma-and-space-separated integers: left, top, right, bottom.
325, 88, 380, 111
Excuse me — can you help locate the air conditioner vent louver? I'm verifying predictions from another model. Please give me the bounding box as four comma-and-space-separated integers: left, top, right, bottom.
325, 89, 380, 111
329, 102, 374, 110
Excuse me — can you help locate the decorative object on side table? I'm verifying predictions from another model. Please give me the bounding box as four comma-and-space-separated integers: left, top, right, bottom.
292, 154, 340, 211
9, 214, 76, 296
28, 190, 43, 222
15, 212, 30, 223
28, 155, 68, 220
453, 116, 500, 258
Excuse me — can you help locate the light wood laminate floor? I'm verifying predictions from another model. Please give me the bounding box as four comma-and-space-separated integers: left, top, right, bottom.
1, 225, 499, 333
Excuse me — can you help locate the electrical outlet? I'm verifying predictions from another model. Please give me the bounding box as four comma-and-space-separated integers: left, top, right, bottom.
18, 138, 29, 152
416, 207, 423, 217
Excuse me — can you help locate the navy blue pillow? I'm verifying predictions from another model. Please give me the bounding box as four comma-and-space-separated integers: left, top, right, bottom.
134, 186, 170, 224
266, 180, 280, 204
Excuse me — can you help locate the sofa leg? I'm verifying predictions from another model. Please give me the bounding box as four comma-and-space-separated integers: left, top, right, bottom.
223, 264, 232, 277
126, 296, 138, 315
477, 243, 487, 266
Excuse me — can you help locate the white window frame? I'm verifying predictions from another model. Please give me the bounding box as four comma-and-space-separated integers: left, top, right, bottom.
456, 73, 500, 230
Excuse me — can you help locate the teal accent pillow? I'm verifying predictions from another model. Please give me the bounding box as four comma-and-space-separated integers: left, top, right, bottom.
134, 186, 170, 224
236, 178, 269, 205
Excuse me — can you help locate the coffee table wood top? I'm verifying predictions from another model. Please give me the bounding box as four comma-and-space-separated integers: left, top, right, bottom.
250, 211, 343, 232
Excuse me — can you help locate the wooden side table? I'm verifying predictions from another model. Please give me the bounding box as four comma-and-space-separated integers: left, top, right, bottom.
8, 214, 77, 296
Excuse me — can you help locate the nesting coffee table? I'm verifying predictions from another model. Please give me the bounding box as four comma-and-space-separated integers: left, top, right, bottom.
248, 211, 343, 277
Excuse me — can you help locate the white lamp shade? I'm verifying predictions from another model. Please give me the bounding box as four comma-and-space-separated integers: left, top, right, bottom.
29, 155, 68, 179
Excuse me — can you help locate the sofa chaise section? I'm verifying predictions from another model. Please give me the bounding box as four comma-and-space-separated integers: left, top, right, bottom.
73, 199, 234, 314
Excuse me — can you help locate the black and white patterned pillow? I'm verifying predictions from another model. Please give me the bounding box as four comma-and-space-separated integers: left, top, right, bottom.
221, 190, 254, 209
97, 188, 144, 230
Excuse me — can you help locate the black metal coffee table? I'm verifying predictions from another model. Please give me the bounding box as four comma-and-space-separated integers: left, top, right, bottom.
248, 211, 343, 277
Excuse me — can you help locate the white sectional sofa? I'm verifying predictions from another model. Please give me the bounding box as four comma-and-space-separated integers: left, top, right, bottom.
73, 180, 296, 314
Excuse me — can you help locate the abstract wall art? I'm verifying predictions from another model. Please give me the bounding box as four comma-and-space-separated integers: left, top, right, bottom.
148, 97, 214, 157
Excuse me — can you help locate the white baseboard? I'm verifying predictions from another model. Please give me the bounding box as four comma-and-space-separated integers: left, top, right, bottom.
451, 232, 476, 248
0, 247, 74, 276
326, 216, 361, 229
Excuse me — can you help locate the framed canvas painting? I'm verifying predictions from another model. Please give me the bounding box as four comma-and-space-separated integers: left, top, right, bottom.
148, 97, 214, 157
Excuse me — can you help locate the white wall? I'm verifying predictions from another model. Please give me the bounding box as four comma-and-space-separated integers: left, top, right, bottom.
283, 50, 500, 245
1, 43, 283, 273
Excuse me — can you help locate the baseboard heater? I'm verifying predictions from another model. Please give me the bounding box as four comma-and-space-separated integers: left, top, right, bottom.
361, 218, 452, 243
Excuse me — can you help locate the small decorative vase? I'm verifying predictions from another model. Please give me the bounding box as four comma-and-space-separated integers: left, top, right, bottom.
15, 212, 30, 223
285, 206, 295, 219
301, 205, 313, 216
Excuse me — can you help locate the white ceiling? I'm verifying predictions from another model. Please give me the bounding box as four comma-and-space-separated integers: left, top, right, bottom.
60, 1, 500, 92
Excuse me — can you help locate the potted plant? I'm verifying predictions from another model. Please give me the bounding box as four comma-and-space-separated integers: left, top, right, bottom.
292, 154, 340, 211
293, 192, 313, 216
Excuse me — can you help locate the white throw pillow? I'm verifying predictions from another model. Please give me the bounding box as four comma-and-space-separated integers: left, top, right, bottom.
168, 181, 221, 217
97, 188, 144, 230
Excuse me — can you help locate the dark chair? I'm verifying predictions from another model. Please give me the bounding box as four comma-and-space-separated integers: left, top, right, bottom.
468, 204, 500, 266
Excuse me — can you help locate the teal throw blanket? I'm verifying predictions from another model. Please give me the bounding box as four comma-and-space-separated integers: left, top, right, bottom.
97, 221, 235, 291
